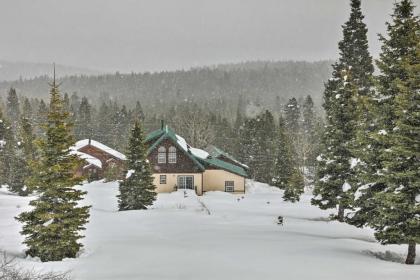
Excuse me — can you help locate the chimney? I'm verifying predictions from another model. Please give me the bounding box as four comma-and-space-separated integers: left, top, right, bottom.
88, 138, 91, 145
160, 120, 164, 130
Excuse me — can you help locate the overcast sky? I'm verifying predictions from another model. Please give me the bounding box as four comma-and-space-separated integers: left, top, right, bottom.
0, 0, 418, 72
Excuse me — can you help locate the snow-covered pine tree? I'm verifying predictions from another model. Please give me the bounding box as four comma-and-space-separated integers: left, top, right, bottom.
353, 0, 419, 265
117, 120, 156, 210
272, 116, 303, 201
312, 0, 373, 222
16, 75, 90, 262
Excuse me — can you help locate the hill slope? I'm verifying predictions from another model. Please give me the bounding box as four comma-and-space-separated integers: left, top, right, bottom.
0, 60, 332, 108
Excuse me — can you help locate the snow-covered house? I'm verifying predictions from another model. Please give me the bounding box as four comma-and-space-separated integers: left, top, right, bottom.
145, 125, 248, 195
72, 139, 127, 180
71, 125, 248, 195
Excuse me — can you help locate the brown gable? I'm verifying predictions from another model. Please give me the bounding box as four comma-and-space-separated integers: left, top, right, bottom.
78, 145, 125, 170
148, 138, 203, 173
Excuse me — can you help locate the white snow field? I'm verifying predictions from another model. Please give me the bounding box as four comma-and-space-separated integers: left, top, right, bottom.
1, 181, 419, 280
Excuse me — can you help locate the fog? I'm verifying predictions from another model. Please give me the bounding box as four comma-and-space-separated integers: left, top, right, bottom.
0, 0, 418, 72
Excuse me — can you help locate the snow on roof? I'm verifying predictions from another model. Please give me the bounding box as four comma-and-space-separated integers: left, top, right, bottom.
175, 134, 189, 152
71, 150, 102, 168
73, 139, 126, 160
190, 147, 209, 159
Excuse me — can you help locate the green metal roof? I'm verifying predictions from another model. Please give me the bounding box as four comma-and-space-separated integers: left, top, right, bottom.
196, 156, 248, 177
206, 145, 249, 170
145, 126, 248, 178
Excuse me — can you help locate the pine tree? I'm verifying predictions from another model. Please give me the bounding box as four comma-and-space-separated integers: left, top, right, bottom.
352, 0, 419, 265
284, 97, 301, 138
6, 87, 20, 132
117, 120, 156, 210
35, 100, 48, 136
273, 116, 303, 201
312, 0, 373, 222
16, 75, 90, 262
0, 109, 13, 187
302, 95, 318, 174
284, 168, 305, 202
239, 110, 276, 183
22, 98, 33, 119
75, 97, 92, 140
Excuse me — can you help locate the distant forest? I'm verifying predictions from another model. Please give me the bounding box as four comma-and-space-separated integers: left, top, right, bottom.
0, 60, 332, 116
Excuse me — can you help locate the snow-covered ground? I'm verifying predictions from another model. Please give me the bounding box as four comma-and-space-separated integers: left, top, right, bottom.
0, 181, 419, 280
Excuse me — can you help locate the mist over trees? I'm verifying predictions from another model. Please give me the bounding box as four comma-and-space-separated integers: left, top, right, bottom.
0, 61, 331, 115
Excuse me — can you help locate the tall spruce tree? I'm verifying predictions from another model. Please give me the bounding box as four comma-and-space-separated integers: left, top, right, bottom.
16, 74, 90, 262
351, 0, 419, 265
0, 109, 14, 187
75, 96, 92, 140
312, 0, 373, 221
118, 120, 156, 210
6, 87, 20, 132
302, 95, 318, 174
272, 116, 303, 201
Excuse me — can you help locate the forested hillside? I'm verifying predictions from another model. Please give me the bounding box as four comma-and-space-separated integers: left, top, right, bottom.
0, 60, 332, 113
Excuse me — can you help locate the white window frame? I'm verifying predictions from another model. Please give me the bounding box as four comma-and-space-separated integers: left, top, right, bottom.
168, 146, 177, 163
160, 175, 167, 184
225, 181, 234, 192
158, 146, 166, 164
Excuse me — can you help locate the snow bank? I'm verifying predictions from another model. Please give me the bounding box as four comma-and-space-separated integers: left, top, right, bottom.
0, 180, 418, 280
245, 180, 281, 194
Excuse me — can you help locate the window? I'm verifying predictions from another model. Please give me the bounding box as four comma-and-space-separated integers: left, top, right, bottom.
168, 146, 177, 163
225, 181, 234, 192
160, 175, 167, 184
158, 146, 166, 163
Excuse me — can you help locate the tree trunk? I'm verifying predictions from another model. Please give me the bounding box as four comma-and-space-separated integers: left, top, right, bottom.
337, 204, 345, 222
405, 241, 416, 265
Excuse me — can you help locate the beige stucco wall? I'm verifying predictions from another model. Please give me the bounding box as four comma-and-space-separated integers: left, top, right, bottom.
153, 173, 203, 195
203, 169, 245, 193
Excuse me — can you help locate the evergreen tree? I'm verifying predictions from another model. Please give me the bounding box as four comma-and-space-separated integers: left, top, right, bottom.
117, 120, 156, 210
302, 95, 318, 174
239, 110, 276, 183
22, 98, 33, 119
351, 0, 419, 265
284, 97, 301, 138
6, 87, 20, 132
75, 97, 92, 140
0, 109, 13, 187
16, 77, 90, 262
312, 0, 373, 222
35, 100, 48, 136
284, 168, 305, 203
273, 116, 303, 201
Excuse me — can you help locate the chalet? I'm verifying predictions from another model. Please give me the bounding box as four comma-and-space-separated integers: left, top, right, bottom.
72, 125, 248, 195
145, 124, 248, 195
72, 139, 126, 181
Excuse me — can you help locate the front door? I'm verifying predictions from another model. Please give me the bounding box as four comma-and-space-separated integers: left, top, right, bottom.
178, 175, 194, 190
